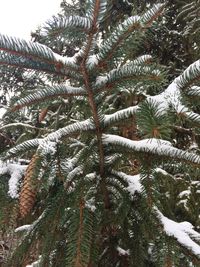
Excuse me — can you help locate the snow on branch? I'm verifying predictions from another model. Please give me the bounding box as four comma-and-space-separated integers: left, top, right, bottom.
45, 119, 94, 142
0, 161, 27, 198
45, 107, 138, 143
103, 134, 200, 165
155, 209, 200, 258
5, 139, 42, 159
149, 81, 180, 112
45, 15, 92, 34
3, 107, 139, 159
130, 55, 153, 65
117, 246, 130, 256
37, 140, 57, 156
93, 55, 154, 87
186, 86, 200, 97
176, 60, 200, 91
140, 3, 165, 26
94, 61, 199, 120
93, 3, 164, 65
0, 123, 48, 132
104, 106, 138, 127
113, 171, 142, 196
96, 15, 141, 63
183, 110, 200, 125
16, 209, 46, 236
15, 224, 32, 233
94, 62, 162, 90
137, 75, 200, 125
149, 60, 200, 114
86, 0, 107, 25
0, 50, 61, 74
107, 64, 161, 83
12, 84, 87, 110
26, 257, 41, 267
0, 33, 77, 73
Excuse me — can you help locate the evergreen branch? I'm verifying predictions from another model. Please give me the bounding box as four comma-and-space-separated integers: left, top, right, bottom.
95, 4, 164, 66
137, 99, 171, 139
148, 60, 200, 118
103, 134, 200, 165
66, 205, 94, 267
45, 119, 94, 142
37, 140, 57, 157
176, 60, 200, 91
74, 199, 85, 266
95, 64, 162, 90
107, 65, 161, 85
0, 33, 78, 73
82, 1, 104, 63
186, 86, 200, 97
12, 85, 87, 110
104, 106, 138, 127
140, 3, 165, 27
177, 2, 195, 21
6, 211, 47, 266
0, 162, 27, 199
4, 139, 42, 159
96, 15, 141, 65
184, 110, 200, 125
112, 171, 142, 196
172, 101, 200, 126
67, 165, 84, 182
155, 208, 200, 260
0, 123, 48, 131
86, 0, 107, 25
127, 54, 153, 65
94, 54, 154, 88
3, 106, 141, 160
81, 1, 109, 195
0, 50, 63, 75
81, 5, 106, 176
45, 15, 92, 36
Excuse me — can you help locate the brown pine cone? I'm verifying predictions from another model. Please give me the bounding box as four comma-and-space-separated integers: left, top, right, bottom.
19, 154, 39, 218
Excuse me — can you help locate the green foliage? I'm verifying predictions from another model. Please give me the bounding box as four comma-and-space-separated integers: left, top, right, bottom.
0, 1, 200, 267
137, 99, 171, 139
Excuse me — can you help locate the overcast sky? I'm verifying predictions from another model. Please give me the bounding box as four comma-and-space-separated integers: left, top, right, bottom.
0, 0, 62, 40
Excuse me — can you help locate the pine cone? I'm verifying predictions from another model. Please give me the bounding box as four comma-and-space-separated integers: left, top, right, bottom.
19, 154, 39, 218
38, 107, 48, 123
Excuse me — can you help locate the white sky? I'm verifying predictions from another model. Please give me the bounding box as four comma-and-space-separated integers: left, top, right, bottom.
0, 0, 62, 40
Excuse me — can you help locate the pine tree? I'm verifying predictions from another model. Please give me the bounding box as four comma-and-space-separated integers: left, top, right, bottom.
0, 1, 200, 266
